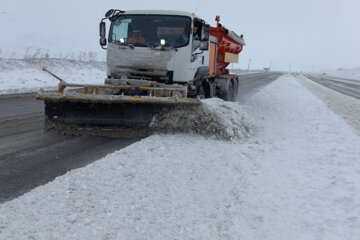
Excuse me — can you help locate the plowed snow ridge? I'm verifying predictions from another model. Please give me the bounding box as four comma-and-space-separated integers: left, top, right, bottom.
152, 98, 254, 140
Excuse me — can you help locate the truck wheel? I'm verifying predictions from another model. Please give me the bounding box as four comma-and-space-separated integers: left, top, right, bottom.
233, 77, 239, 101
228, 79, 235, 102
215, 76, 238, 102
216, 78, 231, 101
197, 85, 206, 99
219, 78, 233, 101
195, 67, 210, 80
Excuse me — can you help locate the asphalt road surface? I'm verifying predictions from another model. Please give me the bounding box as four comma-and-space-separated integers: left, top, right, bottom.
236, 72, 281, 103
305, 74, 360, 100
0, 94, 139, 202
0, 72, 280, 202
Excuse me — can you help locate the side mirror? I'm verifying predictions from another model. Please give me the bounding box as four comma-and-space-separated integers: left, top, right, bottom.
201, 24, 210, 41
105, 9, 114, 18
100, 37, 107, 46
99, 22, 106, 38
199, 41, 209, 51
99, 22, 107, 48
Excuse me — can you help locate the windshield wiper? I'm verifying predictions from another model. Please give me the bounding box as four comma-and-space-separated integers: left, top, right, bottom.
148, 42, 178, 51
117, 41, 177, 51
116, 42, 146, 49
132, 43, 149, 47
148, 42, 160, 48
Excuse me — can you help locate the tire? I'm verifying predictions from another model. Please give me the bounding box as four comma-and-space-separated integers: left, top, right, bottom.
216, 77, 231, 101
215, 76, 238, 102
228, 79, 235, 102
195, 67, 210, 80
197, 85, 206, 99
202, 79, 214, 98
193, 67, 209, 98
233, 77, 239, 101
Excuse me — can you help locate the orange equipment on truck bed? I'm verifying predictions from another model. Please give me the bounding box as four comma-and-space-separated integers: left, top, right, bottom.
209, 15, 245, 76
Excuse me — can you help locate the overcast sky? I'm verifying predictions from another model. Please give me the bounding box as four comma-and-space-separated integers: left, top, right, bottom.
1, 0, 359, 71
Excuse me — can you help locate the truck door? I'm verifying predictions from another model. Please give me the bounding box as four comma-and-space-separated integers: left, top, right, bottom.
190, 20, 210, 75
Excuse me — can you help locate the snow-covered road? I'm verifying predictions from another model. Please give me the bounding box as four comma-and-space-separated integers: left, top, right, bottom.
304, 74, 360, 100
1, 74, 359, 239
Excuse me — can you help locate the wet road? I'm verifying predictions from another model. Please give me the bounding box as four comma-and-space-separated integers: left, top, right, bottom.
0, 72, 280, 202
237, 72, 282, 103
305, 74, 360, 100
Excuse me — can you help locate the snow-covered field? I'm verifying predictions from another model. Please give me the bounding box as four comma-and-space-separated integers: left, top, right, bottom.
230, 69, 263, 75
319, 67, 360, 81
1, 70, 359, 239
0, 58, 106, 94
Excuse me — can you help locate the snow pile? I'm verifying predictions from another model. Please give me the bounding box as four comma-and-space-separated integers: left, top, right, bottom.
1, 75, 360, 239
152, 98, 253, 140
321, 67, 360, 80
297, 74, 360, 135
0, 135, 259, 239
0, 58, 106, 94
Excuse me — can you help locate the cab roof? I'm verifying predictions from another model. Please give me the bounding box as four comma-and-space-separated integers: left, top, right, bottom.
117, 10, 200, 20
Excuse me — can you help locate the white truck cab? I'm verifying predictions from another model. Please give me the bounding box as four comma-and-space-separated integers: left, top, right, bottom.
99, 10, 210, 86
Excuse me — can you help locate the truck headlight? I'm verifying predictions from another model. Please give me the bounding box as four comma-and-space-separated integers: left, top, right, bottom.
120, 38, 125, 43
160, 39, 166, 46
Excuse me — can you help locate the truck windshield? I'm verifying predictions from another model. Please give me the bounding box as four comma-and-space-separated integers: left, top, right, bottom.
109, 15, 191, 48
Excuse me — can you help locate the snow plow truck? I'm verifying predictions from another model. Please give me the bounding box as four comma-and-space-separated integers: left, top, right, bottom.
37, 9, 245, 134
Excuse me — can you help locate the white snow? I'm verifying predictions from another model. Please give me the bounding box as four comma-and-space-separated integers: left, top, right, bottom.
152, 98, 254, 140
1, 74, 360, 239
319, 67, 360, 81
230, 69, 263, 75
297, 74, 360, 135
0, 58, 106, 94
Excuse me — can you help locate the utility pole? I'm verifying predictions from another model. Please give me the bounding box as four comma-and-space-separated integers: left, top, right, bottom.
269, 60, 272, 70
247, 58, 251, 72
